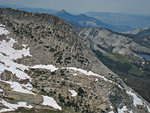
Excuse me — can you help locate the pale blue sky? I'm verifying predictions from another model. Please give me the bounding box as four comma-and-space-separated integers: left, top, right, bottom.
0, 0, 150, 15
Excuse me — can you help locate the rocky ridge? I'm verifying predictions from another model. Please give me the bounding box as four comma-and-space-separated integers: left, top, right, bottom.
74, 27, 150, 62
124, 27, 150, 35
123, 28, 150, 49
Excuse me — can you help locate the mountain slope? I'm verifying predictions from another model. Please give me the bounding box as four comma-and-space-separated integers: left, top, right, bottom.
124, 28, 150, 49
75, 27, 150, 57
73, 26, 150, 103
0, 8, 150, 113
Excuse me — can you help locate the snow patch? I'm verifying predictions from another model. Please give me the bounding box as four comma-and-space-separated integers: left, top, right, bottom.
110, 104, 113, 109
5, 81, 34, 95
0, 100, 32, 113
118, 106, 128, 113
95, 78, 98, 81
0, 37, 31, 80
0, 25, 9, 35
0, 88, 3, 92
31, 65, 58, 72
118, 106, 133, 113
73, 73, 77, 76
147, 106, 150, 112
77, 83, 82, 85
127, 91, 143, 107
42, 96, 62, 110
0, 38, 31, 60
22, 83, 33, 91
69, 90, 77, 97
0, 26, 62, 112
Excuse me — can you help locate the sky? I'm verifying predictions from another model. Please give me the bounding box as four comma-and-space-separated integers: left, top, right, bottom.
0, 0, 150, 15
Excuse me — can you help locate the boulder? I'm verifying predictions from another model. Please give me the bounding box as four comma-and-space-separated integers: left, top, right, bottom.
0, 70, 18, 81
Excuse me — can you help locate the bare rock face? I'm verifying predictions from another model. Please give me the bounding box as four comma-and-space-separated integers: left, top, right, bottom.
4, 91, 43, 105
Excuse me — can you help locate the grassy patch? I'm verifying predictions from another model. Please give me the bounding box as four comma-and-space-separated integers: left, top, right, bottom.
108, 53, 131, 63
128, 66, 143, 76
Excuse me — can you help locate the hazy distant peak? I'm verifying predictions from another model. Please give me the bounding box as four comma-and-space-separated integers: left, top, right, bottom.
57, 9, 68, 14
79, 14, 87, 17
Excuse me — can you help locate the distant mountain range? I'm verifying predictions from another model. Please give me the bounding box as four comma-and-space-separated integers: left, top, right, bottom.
86, 12, 150, 32
1, 5, 150, 32
54, 9, 118, 31
0, 5, 119, 31
0, 4, 56, 14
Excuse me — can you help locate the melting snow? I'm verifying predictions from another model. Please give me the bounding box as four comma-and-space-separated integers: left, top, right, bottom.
0, 38, 31, 80
0, 25, 9, 35
147, 106, 150, 112
95, 78, 98, 81
65, 67, 123, 89
0, 100, 32, 113
127, 91, 150, 113
42, 96, 62, 110
69, 90, 77, 97
110, 104, 113, 109
5, 81, 34, 95
0, 25, 62, 112
127, 91, 143, 107
118, 106, 133, 113
0, 88, 3, 92
22, 82, 33, 91
73, 73, 77, 76
31, 64, 58, 72
0, 38, 31, 60
118, 106, 128, 113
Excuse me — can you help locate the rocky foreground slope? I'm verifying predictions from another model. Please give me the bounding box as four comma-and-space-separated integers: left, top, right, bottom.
0, 8, 150, 113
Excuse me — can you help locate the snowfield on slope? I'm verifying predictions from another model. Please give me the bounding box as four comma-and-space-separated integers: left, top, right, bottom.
0, 25, 62, 112
0, 38, 31, 80
127, 91, 143, 107
0, 24, 150, 113
0, 24, 9, 35
65, 67, 123, 89
0, 100, 33, 113
31, 64, 58, 72
118, 106, 133, 113
42, 96, 62, 110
